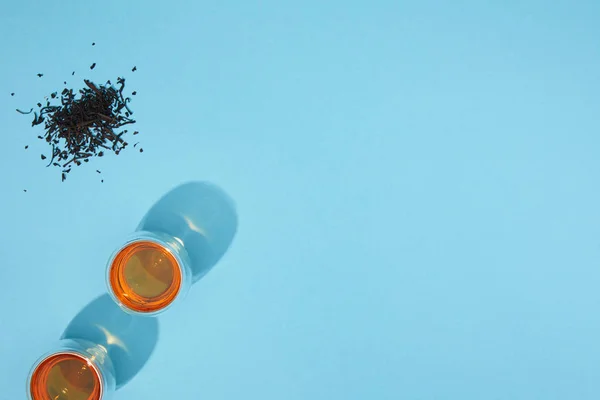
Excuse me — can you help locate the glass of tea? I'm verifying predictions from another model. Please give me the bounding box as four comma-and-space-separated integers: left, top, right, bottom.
27, 339, 116, 400
106, 181, 238, 316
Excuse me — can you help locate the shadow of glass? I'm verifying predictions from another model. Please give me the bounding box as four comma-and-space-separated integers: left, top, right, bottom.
59, 182, 235, 393
137, 181, 238, 283
61, 294, 159, 390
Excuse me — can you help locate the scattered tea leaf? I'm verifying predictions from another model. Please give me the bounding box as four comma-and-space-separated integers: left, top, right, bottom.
17, 57, 141, 182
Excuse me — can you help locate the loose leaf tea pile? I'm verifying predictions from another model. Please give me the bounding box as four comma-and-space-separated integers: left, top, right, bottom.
14, 42, 141, 182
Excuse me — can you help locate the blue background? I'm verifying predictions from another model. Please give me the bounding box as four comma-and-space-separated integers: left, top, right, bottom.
1, 1, 600, 399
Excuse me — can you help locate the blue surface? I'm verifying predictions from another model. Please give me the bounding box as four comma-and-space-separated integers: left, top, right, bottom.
1, 1, 600, 399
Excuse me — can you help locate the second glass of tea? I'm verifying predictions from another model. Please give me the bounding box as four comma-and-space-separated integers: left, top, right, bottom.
27, 339, 116, 400
106, 181, 237, 316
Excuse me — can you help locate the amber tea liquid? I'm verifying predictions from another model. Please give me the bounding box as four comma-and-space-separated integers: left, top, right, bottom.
29, 352, 102, 400
108, 239, 184, 314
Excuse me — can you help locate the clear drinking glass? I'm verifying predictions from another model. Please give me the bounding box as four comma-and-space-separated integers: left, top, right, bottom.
106, 181, 238, 316
27, 338, 116, 400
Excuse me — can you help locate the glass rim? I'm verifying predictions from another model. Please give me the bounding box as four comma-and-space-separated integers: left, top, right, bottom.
26, 340, 114, 400
105, 230, 192, 317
